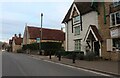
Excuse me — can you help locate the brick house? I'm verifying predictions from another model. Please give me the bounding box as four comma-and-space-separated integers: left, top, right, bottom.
98, 1, 120, 61
23, 26, 65, 49
62, 1, 120, 61
9, 34, 23, 52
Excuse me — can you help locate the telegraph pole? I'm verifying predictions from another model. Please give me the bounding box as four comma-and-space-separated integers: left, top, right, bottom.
39, 13, 43, 55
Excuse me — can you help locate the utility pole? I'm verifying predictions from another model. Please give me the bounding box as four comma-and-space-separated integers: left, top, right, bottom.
39, 13, 43, 55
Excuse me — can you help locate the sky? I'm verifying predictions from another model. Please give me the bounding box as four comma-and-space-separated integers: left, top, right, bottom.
0, 0, 74, 43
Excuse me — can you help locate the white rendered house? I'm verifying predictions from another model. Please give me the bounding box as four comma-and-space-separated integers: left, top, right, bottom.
62, 2, 102, 56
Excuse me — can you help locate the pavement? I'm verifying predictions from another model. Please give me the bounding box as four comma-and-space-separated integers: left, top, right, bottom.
30, 54, 120, 77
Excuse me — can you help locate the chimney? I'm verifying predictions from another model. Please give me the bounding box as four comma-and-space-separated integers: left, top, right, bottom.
19, 33, 21, 38
61, 27, 65, 32
14, 34, 17, 38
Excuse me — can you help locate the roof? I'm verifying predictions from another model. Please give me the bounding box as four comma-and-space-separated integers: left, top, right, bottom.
27, 26, 65, 41
90, 25, 102, 41
11, 37, 23, 45
62, 2, 94, 23
84, 25, 102, 41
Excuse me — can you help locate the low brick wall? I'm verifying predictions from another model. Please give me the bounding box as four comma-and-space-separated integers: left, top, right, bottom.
111, 52, 120, 61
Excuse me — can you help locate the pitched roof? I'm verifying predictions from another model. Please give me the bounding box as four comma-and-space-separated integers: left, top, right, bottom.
84, 25, 102, 41
90, 25, 102, 41
62, 2, 94, 23
27, 26, 65, 41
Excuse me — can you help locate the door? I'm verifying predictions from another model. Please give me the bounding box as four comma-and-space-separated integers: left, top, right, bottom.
94, 41, 100, 56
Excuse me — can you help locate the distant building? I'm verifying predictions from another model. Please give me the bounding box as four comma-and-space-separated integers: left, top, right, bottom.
2, 42, 8, 51
23, 26, 65, 49
9, 34, 23, 52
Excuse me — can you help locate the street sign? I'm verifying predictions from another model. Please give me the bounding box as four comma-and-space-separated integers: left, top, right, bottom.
36, 38, 40, 43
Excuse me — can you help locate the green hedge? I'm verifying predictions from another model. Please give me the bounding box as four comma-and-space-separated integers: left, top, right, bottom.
22, 43, 39, 50
22, 42, 62, 55
60, 51, 84, 59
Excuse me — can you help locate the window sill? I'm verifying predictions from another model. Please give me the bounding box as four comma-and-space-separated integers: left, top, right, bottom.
110, 24, 120, 29
74, 34, 80, 36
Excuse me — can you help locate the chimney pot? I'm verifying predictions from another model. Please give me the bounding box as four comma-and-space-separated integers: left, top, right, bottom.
19, 33, 21, 38
14, 34, 17, 37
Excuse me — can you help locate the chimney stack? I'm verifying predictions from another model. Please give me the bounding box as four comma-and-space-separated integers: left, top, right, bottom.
19, 33, 21, 38
14, 34, 17, 38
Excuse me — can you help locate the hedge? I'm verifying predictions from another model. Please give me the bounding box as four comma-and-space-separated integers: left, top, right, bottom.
22, 42, 63, 55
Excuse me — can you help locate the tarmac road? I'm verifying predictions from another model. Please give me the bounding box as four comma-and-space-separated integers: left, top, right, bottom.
2, 52, 110, 76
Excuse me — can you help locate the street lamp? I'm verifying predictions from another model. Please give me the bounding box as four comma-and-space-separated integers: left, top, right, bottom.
39, 13, 43, 55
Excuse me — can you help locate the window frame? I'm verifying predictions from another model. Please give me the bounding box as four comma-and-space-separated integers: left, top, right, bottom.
74, 39, 81, 51
110, 11, 120, 27
113, 0, 120, 7
74, 26, 80, 36
73, 15, 81, 25
112, 38, 120, 51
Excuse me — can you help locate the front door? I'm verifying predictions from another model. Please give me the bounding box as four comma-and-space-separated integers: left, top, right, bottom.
94, 41, 100, 56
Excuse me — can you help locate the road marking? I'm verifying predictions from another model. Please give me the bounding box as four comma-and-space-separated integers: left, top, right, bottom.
31, 56, 111, 77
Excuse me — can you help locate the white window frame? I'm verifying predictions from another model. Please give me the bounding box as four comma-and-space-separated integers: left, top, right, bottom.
74, 39, 81, 51
110, 11, 120, 27
73, 15, 81, 25
113, 0, 120, 7
74, 26, 80, 36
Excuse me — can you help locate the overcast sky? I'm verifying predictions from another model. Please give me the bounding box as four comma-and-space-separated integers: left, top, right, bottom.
0, 0, 73, 42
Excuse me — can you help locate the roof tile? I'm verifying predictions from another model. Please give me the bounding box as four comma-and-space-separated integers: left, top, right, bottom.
27, 26, 65, 41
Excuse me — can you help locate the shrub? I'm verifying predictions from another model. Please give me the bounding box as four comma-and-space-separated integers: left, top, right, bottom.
84, 52, 96, 61
62, 51, 84, 60
64, 53, 73, 59
76, 53, 84, 60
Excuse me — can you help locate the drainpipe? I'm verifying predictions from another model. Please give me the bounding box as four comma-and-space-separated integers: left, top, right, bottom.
65, 22, 68, 51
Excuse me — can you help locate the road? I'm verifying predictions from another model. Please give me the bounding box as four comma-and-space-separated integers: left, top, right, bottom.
2, 52, 109, 76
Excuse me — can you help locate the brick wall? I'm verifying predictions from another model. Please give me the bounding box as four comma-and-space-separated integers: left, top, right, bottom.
98, 2, 120, 61
98, 2, 112, 60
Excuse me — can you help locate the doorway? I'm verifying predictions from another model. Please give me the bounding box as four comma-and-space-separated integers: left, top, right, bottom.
94, 41, 100, 56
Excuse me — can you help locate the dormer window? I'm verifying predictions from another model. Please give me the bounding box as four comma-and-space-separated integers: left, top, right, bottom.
73, 15, 80, 25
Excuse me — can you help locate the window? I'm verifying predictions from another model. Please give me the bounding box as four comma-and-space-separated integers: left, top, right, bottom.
113, 38, 120, 50
116, 12, 120, 24
74, 26, 80, 35
113, 0, 120, 7
73, 15, 80, 24
110, 11, 120, 26
75, 40, 81, 51
111, 14, 115, 25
